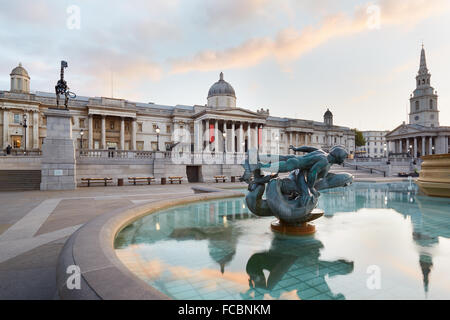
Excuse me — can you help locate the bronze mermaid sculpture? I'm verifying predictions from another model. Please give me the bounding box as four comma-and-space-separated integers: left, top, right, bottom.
241, 145, 353, 226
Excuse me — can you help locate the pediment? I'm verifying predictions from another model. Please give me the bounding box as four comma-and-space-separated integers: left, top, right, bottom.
195, 107, 266, 120
386, 124, 423, 138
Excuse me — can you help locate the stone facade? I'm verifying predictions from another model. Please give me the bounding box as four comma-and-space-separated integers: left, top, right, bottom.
0, 65, 355, 183
386, 46, 450, 158
356, 131, 389, 158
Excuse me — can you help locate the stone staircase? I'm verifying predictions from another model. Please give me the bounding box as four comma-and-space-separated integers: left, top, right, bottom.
0, 170, 41, 191
330, 164, 385, 180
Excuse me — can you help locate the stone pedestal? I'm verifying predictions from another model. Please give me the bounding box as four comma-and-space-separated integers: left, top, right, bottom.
40, 108, 76, 190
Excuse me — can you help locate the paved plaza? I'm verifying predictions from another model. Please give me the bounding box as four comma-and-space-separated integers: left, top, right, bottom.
0, 169, 410, 300
0, 182, 245, 299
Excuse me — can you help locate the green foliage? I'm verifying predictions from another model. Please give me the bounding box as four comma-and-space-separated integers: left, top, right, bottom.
353, 129, 366, 147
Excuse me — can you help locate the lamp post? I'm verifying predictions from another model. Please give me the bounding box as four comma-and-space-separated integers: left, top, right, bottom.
155, 126, 160, 151
22, 114, 27, 154
80, 129, 84, 155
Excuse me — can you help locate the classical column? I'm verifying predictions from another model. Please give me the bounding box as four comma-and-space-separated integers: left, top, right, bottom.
33, 110, 39, 149
429, 136, 433, 155
239, 122, 244, 153
422, 136, 426, 156
131, 118, 137, 150
399, 139, 403, 154
88, 115, 93, 149
406, 138, 410, 155
101, 115, 106, 149
2, 108, 8, 148
254, 125, 258, 150
120, 117, 125, 150
194, 120, 201, 152
413, 138, 417, 158
247, 123, 252, 150
288, 132, 294, 154
231, 122, 235, 153
214, 119, 219, 152
205, 119, 209, 151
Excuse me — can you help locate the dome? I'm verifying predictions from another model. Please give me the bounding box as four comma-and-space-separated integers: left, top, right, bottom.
10, 63, 29, 78
207, 72, 235, 98
324, 108, 333, 117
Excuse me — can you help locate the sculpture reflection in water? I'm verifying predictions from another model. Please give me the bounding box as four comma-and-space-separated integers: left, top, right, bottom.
243, 236, 354, 300
241, 145, 353, 234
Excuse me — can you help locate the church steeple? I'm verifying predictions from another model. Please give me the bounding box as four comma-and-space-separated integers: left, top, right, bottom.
419, 44, 428, 75
409, 45, 439, 127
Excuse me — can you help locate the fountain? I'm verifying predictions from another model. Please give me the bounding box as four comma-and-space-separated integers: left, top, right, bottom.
241, 145, 353, 235
416, 154, 450, 197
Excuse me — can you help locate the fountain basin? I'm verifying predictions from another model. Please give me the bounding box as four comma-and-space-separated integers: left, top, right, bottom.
416, 154, 450, 197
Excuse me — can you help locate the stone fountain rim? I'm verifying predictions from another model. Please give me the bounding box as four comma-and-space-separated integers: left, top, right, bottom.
56, 187, 244, 300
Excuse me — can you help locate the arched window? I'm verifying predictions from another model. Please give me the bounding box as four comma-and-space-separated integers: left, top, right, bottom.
415, 101, 419, 111
429, 99, 433, 109
422, 79, 425, 84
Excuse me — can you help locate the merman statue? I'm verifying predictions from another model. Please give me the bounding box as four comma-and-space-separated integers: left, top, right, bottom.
241, 145, 353, 235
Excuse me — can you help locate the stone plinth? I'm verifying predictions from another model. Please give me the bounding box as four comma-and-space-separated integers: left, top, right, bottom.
40, 108, 76, 190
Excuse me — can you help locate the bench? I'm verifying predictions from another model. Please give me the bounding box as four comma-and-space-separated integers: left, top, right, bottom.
128, 177, 155, 185
81, 177, 113, 187
214, 175, 227, 183
168, 176, 183, 184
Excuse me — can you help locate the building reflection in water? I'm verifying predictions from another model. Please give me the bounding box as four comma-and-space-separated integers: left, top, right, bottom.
115, 183, 450, 299
319, 182, 450, 295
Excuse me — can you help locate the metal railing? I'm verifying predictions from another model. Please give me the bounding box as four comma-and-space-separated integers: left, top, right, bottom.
343, 161, 387, 177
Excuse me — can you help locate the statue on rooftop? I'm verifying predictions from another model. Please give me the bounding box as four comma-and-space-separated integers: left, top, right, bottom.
55, 60, 76, 109
241, 145, 353, 235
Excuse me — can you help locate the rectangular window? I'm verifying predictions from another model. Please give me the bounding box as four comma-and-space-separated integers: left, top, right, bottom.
79, 118, 85, 128
153, 124, 158, 132
166, 125, 171, 134
151, 141, 158, 151
136, 141, 144, 151
138, 123, 143, 132
14, 114, 20, 124
110, 121, 115, 130
94, 120, 99, 129
125, 124, 130, 133
94, 140, 100, 149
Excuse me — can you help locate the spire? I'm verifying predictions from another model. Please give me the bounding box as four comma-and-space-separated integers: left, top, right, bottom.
219, 72, 224, 81
419, 45, 428, 75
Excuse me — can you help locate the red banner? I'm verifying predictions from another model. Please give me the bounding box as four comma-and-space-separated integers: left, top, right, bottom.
209, 123, 215, 143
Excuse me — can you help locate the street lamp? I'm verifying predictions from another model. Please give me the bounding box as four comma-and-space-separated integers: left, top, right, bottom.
155, 126, 160, 151
22, 114, 27, 154
80, 129, 84, 154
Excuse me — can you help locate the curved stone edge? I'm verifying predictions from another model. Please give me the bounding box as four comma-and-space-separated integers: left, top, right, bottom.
57, 190, 244, 300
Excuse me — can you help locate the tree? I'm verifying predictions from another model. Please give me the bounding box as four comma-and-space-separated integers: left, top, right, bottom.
353, 129, 366, 147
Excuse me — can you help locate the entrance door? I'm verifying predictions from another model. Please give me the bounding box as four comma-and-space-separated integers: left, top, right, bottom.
186, 166, 200, 183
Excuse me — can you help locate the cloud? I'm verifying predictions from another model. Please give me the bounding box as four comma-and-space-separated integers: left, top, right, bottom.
203, 0, 271, 26
170, 0, 449, 74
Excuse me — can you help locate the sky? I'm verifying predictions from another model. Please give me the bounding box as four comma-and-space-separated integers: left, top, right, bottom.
0, 0, 449, 131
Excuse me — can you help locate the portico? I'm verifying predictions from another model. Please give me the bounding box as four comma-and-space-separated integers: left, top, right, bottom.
194, 108, 266, 154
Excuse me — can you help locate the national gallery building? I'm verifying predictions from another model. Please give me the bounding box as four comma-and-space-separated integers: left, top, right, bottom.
0, 65, 355, 183
1, 68, 355, 155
